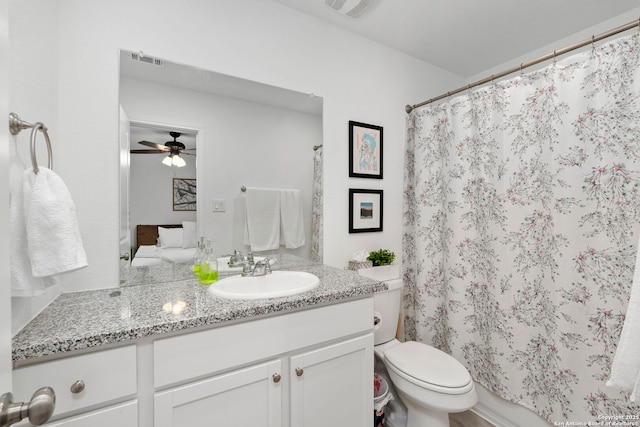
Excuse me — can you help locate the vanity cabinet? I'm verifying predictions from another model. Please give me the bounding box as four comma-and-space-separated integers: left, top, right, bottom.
152, 298, 373, 427
12, 298, 374, 427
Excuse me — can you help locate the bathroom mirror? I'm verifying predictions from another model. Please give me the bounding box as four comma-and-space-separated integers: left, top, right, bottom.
119, 50, 323, 286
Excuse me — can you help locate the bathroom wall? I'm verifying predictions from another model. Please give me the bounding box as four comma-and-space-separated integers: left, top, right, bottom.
121, 75, 321, 257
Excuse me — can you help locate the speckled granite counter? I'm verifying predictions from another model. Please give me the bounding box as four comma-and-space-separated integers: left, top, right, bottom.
12, 263, 385, 365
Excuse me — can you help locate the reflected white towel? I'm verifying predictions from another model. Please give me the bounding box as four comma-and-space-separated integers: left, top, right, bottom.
607, 239, 640, 401
23, 168, 88, 277
280, 189, 305, 249
10, 166, 45, 296
245, 188, 280, 251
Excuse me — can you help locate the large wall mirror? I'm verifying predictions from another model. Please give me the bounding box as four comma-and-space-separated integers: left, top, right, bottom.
119, 50, 323, 286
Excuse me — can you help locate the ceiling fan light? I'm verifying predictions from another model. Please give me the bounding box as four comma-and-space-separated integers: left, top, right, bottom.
173, 155, 186, 167
162, 155, 173, 166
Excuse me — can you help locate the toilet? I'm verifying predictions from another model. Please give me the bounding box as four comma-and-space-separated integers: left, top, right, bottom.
361, 266, 477, 427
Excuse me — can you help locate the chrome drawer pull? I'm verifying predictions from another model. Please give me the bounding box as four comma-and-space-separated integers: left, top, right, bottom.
69, 380, 85, 394
295, 368, 304, 377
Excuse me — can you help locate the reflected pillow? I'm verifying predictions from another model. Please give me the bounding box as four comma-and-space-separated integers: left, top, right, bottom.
158, 227, 183, 248
182, 221, 197, 248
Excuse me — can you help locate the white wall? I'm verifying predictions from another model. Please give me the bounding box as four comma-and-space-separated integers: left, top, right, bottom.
121, 76, 321, 257
9, 0, 463, 300
8, 0, 63, 334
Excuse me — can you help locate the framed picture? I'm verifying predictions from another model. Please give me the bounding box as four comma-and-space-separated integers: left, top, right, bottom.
349, 120, 383, 179
349, 189, 383, 233
173, 178, 196, 211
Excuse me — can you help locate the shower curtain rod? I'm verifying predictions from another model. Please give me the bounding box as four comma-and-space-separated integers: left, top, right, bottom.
405, 17, 640, 113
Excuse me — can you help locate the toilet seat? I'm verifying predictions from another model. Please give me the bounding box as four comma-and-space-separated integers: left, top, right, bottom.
384, 341, 473, 395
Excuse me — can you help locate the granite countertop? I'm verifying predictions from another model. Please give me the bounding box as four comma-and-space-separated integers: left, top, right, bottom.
12, 261, 385, 365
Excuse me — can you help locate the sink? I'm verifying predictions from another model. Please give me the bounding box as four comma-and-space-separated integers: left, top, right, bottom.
207, 271, 320, 299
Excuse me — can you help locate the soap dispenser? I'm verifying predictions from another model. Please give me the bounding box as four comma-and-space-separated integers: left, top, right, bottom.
192, 237, 205, 277
199, 240, 218, 285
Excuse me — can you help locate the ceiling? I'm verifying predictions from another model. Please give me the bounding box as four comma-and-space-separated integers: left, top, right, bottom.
272, 0, 640, 78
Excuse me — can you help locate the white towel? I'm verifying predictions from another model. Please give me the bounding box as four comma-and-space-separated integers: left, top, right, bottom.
10, 165, 45, 296
607, 239, 640, 401
23, 167, 88, 277
280, 189, 305, 249
244, 188, 281, 251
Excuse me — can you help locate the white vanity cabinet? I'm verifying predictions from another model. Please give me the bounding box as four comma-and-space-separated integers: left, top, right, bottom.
12, 345, 138, 426
152, 298, 374, 427
12, 297, 374, 427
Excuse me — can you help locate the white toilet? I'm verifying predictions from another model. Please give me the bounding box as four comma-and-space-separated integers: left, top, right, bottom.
361, 266, 477, 427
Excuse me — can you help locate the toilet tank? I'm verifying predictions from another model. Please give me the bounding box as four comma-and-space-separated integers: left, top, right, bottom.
358, 266, 403, 345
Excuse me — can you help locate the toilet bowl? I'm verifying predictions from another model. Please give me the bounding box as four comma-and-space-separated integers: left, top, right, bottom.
360, 266, 477, 427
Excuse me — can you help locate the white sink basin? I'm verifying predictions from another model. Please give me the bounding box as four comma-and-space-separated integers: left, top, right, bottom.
207, 271, 320, 299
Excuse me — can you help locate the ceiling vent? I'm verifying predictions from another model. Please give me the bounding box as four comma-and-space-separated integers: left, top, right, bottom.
324, 0, 376, 18
129, 52, 164, 67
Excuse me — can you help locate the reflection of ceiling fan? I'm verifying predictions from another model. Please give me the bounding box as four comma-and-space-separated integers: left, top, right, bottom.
130, 131, 195, 167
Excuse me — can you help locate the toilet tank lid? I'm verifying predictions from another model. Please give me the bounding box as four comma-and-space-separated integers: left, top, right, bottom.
384, 341, 472, 389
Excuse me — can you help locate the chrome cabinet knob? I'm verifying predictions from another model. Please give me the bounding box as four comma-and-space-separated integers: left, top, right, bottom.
295, 367, 304, 377
373, 316, 381, 326
0, 387, 56, 426
70, 380, 85, 394
120, 253, 130, 261
272, 373, 281, 383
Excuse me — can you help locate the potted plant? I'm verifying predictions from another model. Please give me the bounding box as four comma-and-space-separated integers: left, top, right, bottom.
367, 249, 395, 266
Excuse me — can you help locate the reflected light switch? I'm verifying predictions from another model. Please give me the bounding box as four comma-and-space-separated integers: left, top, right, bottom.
212, 199, 226, 212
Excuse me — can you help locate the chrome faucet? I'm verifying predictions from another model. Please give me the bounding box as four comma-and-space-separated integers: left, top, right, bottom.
228, 250, 255, 267
248, 258, 272, 276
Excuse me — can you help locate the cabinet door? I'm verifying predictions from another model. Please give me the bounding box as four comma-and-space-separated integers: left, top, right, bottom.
290, 334, 373, 427
41, 401, 137, 427
154, 360, 282, 427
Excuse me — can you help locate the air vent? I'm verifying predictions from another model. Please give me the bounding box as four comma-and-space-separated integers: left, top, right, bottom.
129, 52, 164, 67
324, 0, 375, 18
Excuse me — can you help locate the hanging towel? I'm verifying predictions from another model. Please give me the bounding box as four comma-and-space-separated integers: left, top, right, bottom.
10, 165, 45, 296
23, 167, 88, 277
244, 187, 281, 251
607, 238, 640, 401
280, 189, 305, 249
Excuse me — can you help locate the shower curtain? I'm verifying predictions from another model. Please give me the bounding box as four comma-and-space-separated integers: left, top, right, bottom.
403, 33, 640, 422
310, 146, 323, 263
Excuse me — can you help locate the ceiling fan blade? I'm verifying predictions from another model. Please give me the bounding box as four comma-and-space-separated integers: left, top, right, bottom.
130, 149, 167, 154
181, 152, 196, 156
138, 140, 169, 151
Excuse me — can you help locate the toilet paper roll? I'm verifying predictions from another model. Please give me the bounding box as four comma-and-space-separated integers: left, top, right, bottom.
374, 310, 382, 331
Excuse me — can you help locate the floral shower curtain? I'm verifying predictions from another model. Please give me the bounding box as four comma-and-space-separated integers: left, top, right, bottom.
310, 146, 323, 263
403, 33, 640, 422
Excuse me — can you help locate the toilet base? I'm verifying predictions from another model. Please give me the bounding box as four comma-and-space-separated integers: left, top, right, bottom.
401, 392, 451, 427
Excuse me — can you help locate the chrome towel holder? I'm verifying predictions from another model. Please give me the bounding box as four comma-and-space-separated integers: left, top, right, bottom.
8, 112, 53, 174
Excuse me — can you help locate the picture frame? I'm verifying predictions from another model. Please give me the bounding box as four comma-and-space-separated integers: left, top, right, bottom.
349, 120, 383, 179
349, 189, 383, 233
173, 178, 196, 211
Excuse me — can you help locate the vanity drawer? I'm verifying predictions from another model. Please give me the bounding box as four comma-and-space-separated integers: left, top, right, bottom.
13, 345, 137, 418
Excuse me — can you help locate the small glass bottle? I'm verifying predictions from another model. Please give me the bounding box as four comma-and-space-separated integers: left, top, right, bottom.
199, 242, 218, 285
192, 237, 205, 277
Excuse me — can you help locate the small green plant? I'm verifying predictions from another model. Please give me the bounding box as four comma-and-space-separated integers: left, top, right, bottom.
367, 249, 395, 267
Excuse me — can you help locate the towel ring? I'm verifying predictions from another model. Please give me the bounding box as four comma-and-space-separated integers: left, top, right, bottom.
30, 123, 53, 174
8, 113, 53, 174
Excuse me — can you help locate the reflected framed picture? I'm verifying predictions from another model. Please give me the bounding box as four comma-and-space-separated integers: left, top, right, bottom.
349, 120, 383, 179
349, 189, 383, 233
173, 178, 196, 211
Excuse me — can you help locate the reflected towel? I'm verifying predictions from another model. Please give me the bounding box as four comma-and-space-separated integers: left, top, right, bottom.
23, 168, 88, 277
244, 187, 280, 251
607, 239, 640, 401
280, 189, 305, 249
